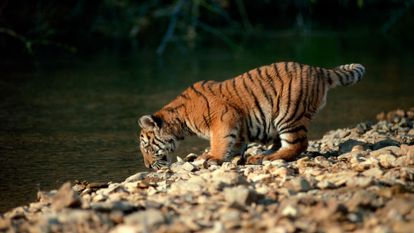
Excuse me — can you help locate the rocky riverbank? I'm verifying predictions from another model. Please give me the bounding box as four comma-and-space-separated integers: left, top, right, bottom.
1, 108, 414, 233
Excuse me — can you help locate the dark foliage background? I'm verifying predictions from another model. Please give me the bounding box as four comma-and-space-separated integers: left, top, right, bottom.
1, 0, 413, 58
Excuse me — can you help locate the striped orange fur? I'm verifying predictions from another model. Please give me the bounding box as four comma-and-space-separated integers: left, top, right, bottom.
138, 62, 365, 169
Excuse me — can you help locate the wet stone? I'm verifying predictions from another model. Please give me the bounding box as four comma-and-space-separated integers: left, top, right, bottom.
51, 182, 81, 211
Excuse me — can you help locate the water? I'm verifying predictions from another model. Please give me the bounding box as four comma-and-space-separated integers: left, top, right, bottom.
1, 32, 413, 212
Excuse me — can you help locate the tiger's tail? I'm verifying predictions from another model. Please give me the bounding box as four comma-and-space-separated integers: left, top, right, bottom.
325, 63, 365, 88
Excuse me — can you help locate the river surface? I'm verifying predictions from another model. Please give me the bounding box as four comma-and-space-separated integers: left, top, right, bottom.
1, 32, 413, 212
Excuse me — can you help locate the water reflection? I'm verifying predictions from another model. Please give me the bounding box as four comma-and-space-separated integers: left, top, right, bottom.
0, 32, 413, 212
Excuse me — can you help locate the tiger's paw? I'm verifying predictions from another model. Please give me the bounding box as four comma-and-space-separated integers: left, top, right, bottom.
195, 153, 223, 165
246, 155, 264, 165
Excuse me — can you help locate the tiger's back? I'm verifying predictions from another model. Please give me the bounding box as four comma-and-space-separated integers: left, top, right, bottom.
139, 61, 365, 168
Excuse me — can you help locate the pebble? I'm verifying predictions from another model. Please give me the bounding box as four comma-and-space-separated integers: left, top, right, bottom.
223, 185, 256, 207
51, 182, 81, 211
124, 209, 165, 227
181, 162, 198, 172
285, 177, 311, 192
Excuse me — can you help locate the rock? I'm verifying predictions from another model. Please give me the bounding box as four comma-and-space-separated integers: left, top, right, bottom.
372, 139, 400, 151
221, 162, 237, 170
4, 206, 27, 219
323, 171, 357, 187
394, 155, 414, 167
124, 172, 148, 183
72, 183, 86, 193
270, 159, 287, 167
220, 208, 241, 229
124, 209, 165, 227
37, 190, 57, 204
268, 167, 291, 179
169, 176, 206, 194
109, 225, 138, 233
184, 153, 198, 162
392, 221, 414, 233
91, 201, 136, 212
181, 162, 198, 172
284, 177, 311, 192
92, 194, 107, 202
0, 217, 10, 231
231, 156, 244, 165
371, 146, 402, 157
223, 185, 256, 207
401, 144, 414, 156
210, 170, 246, 188
51, 182, 81, 211
211, 221, 226, 233
378, 153, 397, 168
346, 176, 372, 188
362, 167, 383, 178
249, 173, 272, 183
281, 205, 298, 218
87, 182, 108, 190
169, 162, 185, 173
339, 139, 368, 154
317, 180, 336, 189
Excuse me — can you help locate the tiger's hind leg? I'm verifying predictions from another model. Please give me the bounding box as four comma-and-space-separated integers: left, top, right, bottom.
260, 136, 282, 155
247, 126, 308, 164
265, 133, 308, 161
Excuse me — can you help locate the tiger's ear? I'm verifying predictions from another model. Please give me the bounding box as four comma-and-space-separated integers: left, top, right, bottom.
138, 115, 163, 129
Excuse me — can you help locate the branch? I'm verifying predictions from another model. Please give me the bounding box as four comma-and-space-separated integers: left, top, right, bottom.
156, 0, 187, 55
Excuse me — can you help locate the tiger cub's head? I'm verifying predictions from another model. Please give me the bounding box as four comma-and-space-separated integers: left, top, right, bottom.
138, 115, 178, 170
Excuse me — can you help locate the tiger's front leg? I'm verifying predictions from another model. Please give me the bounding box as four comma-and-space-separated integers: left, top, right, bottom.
202, 108, 244, 163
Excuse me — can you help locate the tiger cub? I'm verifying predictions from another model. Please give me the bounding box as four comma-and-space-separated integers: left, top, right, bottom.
138, 62, 365, 169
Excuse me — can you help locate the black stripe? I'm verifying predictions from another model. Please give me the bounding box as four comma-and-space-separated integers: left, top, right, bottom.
179, 93, 190, 100
275, 62, 293, 127
190, 84, 211, 128
230, 78, 244, 105
326, 69, 333, 86
321, 68, 326, 96
264, 67, 278, 137
201, 80, 215, 95
203, 115, 210, 129
273, 63, 283, 117
246, 71, 266, 139
315, 69, 321, 108
282, 63, 303, 125
246, 116, 254, 141
354, 68, 362, 78
264, 68, 277, 107
308, 67, 316, 109
224, 133, 237, 139
282, 137, 307, 144
220, 106, 229, 121
152, 138, 164, 148
254, 68, 272, 138
333, 70, 346, 86
292, 66, 310, 122
241, 75, 261, 140
219, 83, 224, 96
256, 67, 273, 107
224, 81, 233, 98
164, 104, 185, 112
193, 124, 201, 134
279, 125, 308, 134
